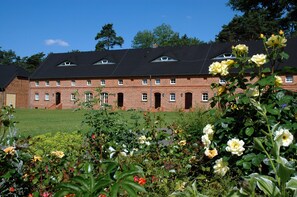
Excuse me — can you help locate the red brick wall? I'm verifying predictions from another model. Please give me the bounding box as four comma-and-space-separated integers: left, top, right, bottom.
5, 77, 29, 108
29, 75, 297, 111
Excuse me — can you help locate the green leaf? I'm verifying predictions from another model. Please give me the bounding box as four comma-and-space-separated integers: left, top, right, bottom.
123, 180, 146, 193
71, 176, 90, 191
243, 162, 251, 170
116, 169, 141, 180
254, 175, 280, 196
286, 177, 297, 191
110, 182, 120, 197
277, 157, 295, 184
121, 183, 138, 197
254, 138, 266, 152
279, 51, 289, 60
245, 127, 254, 136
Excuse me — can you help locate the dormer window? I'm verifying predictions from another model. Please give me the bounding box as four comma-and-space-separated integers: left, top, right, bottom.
93, 59, 115, 65
212, 53, 236, 60
152, 56, 177, 63
58, 61, 76, 67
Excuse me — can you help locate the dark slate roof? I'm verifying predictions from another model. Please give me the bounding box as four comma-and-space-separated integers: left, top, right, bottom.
30, 37, 297, 80
0, 65, 29, 91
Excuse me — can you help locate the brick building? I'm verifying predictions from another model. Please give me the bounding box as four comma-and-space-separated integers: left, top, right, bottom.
0, 65, 29, 108
29, 38, 297, 111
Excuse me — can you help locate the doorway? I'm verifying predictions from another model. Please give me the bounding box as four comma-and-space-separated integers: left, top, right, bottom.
6, 94, 16, 108
55, 92, 61, 105
185, 92, 192, 109
154, 92, 161, 109
117, 93, 123, 107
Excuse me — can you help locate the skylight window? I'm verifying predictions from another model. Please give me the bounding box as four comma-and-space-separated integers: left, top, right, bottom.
58, 61, 76, 67
152, 56, 177, 63
212, 53, 236, 60
93, 59, 115, 65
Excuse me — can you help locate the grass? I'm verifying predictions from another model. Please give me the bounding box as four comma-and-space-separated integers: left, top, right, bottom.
13, 109, 182, 137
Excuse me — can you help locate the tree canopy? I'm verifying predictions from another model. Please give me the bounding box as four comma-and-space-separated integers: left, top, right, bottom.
95, 23, 124, 51
216, 0, 297, 42
132, 23, 204, 48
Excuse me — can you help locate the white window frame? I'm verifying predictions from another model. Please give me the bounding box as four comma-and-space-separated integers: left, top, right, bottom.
170, 78, 176, 84
34, 93, 39, 101
85, 92, 93, 102
219, 78, 226, 84
35, 81, 39, 87
202, 93, 209, 102
100, 92, 109, 105
142, 79, 148, 85
87, 80, 92, 86
70, 93, 76, 101
71, 80, 76, 86
155, 78, 160, 85
101, 79, 106, 86
45, 81, 50, 86
44, 93, 50, 101
170, 93, 176, 102
56, 80, 60, 86
118, 79, 123, 85
285, 75, 293, 83
142, 93, 148, 101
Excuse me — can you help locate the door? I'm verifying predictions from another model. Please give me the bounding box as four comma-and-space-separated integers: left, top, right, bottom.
154, 92, 161, 109
185, 92, 192, 109
56, 92, 61, 105
117, 93, 123, 107
6, 94, 16, 108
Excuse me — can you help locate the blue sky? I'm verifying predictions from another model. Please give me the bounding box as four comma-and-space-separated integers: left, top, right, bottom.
0, 0, 238, 57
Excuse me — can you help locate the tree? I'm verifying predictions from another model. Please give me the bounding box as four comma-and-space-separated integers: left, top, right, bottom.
132, 23, 204, 48
94, 24, 124, 51
216, 0, 297, 42
22, 52, 45, 73
0, 47, 21, 65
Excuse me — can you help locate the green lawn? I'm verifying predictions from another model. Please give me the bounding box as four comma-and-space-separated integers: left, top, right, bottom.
14, 109, 181, 137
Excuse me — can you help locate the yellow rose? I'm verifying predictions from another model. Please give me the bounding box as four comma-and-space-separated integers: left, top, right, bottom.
32, 155, 42, 162
204, 148, 218, 159
266, 35, 287, 48
3, 146, 16, 155
213, 158, 229, 176
178, 140, 187, 146
260, 33, 265, 38
279, 30, 284, 35
232, 44, 248, 56
220, 61, 230, 76
51, 151, 65, 158
250, 54, 267, 67
209, 62, 222, 76
217, 86, 226, 96
225, 138, 245, 156
275, 76, 283, 87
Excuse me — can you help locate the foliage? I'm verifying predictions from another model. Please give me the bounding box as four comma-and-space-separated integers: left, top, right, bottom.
0, 106, 32, 196
216, 0, 297, 42
132, 23, 204, 48
204, 31, 297, 196
95, 23, 124, 51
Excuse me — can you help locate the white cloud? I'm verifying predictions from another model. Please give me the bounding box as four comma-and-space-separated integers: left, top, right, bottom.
45, 39, 69, 47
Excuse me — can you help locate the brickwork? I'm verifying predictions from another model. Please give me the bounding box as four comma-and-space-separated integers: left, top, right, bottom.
4, 77, 29, 108
29, 75, 297, 111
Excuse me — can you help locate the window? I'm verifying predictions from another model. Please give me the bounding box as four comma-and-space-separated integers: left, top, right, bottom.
142, 93, 148, 101
58, 61, 76, 67
155, 78, 160, 85
35, 81, 39, 86
45, 93, 50, 101
34, 93, 39, 101
85, 92, 93, 102
212, 53, 236, 60
170, 93, 176, 101
93, 59, 115, 65
100, 92, 108, 105
118, 79, 123, 85
170, 78, 176, 84
45, 81, 50, 86
71, 80, 76, 86
202, 93, 209, 102
142, 79, 148, 85
56, 80, 60, 86
152, 56, 178, 62
71, 93, 76, 101
87, 80, 92, 86
285, 75, 293, 83
219, 78, 226, 84
101, 79, 106, 86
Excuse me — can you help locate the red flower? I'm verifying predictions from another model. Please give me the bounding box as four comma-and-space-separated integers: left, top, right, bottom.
28, 194, 34, 197
98, 194, 106, 197
133, 176, 139, 182
91, 134, 96, 139
42, 192, 51, 197
9, 187, 15, 192
138, 178, 146, 185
